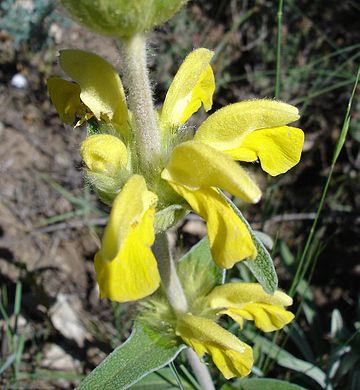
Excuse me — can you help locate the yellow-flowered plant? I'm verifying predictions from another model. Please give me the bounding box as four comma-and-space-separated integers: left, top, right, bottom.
141, 277, 294, 378
176, 281, 295, 379
48, 48, 303, 302
48, 4, 304, 385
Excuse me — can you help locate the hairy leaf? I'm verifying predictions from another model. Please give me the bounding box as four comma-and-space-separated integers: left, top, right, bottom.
77, 321, 184, 389
221, 193, 278, 293
177, 237, 223, 299
221, 378, 308, 390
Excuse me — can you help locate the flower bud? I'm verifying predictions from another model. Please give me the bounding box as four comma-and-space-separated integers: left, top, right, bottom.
60, 0, 188, 38
81, 134, 127, 175
80, 134, 129, 203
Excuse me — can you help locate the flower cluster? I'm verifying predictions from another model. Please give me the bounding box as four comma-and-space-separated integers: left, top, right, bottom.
142, 279, 294, 378
48, 47, 304, 379
48, 47, 304, 303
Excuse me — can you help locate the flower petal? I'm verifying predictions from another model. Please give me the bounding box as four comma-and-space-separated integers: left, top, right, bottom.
222, 304, 294, 332
59, 49, 129, 134
94, 175, 160, 302
176, 314, 253, 379
169, 183, 257, 268
80, 134, 128, 176
207, 283, 294, 332
47, 77, 84, 124
160, 48, 215, 128
195, 100, 300, 151
162, 141, 261, 203
207, 283, 293, 308
225, 126, 304, 176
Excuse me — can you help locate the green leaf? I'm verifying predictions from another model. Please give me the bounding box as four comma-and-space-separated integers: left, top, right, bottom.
285, 322, 315, 363
254, 230, 274, 250
221, 378, 309, 390
132, 367, 193, 389
243, 329, 326, 387
77, 321, 184, 390
221, 193, 278, 294
177, 237, 223, 299
155, 205, 187, 234
280, 240, 296, 268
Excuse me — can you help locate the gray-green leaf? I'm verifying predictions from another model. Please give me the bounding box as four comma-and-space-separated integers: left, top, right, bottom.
132, 367, 193, 389
77, 321, 184, 390
221, 193, 278, 294
155, 205, 187, 233
221, 378, 309, 390
177, 237, 223, 299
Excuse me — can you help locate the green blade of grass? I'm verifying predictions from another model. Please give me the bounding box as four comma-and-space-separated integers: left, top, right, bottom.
13, 281, 22, 318
293, 78, 357, 106
289, 65, 360, 296
244, 329, 327, 387
169, 362, 185, 390
179, 364, 201, 390
263, 65, 359, 377
0, 354, 16, 376
275, 0, 284, 98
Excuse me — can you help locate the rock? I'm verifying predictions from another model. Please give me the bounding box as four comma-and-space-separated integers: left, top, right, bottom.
182, 218, 207, 237
50, 294, 89, 347
41, 343, 80, 371
10, 74, 28, 89
86, 346, 106, 366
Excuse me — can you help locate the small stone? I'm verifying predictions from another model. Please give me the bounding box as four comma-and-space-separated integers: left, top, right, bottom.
87, 346, 106, 366
182, 218, 207, 237
50, 294, 89, 347
10, 73, 28, 89
42, 343, 80, 371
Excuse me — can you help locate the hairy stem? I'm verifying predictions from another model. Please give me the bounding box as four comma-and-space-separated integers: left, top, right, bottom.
153, 233, 215, 389
119, 34, 161, 173
152, 232, 188, 313
185, 349, 216, 390
119, 35, 214, 388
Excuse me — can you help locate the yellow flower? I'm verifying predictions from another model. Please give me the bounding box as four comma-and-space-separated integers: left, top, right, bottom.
47, 77, 85, 125
47, 49, 129, 134
48, 48, 304, 301
160, 49, 304, 268
94, 175, 160, 302
176, 313, 253, 379
174, 282, 293, 379
206, 282, 295, 332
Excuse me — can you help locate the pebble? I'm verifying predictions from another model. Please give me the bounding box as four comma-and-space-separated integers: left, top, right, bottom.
10, 73, 28, 89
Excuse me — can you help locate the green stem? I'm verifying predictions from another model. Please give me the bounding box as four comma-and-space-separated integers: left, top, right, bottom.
185, 349, 215, 390
119, 34, 161, 174
153, 233, 214, 389
275, 0, 284, 99
119, 33, 214, 389
152, 232, 188, 313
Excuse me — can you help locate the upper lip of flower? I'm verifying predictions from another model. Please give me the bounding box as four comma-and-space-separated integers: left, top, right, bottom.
94, 174, 160, 303
205, 282, 295, 332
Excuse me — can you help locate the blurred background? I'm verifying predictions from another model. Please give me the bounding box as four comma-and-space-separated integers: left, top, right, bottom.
0, 0, 359, 388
